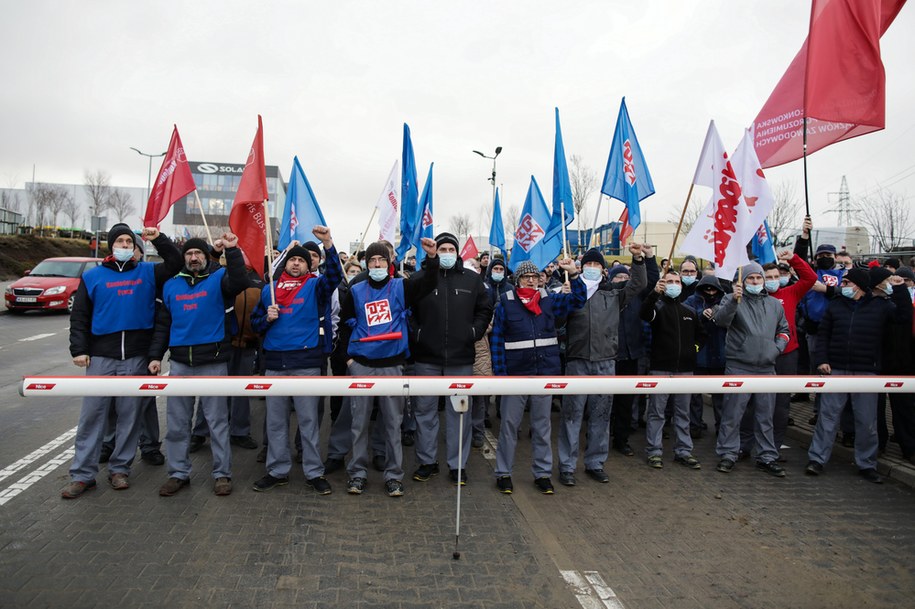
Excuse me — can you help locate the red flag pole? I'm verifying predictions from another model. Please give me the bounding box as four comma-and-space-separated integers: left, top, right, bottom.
664, 183, 695, 275
263, 199, 276, 306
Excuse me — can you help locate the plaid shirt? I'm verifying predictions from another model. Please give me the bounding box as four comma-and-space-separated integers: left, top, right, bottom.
491, 278, 587, 375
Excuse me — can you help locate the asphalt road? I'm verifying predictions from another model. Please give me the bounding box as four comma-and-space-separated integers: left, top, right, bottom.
1, 310, 914, 608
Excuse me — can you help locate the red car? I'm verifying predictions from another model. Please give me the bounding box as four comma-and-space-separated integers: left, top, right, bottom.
4, 257, 101, 314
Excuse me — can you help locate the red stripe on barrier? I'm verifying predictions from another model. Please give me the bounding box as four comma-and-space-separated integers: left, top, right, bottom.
722, 381, 743, 388
544, 383, 568, 389
139, 383, 167, 390
26, 383, 56, 390
349, 382, 375, 389
245, 383, 272, 390
636, 382, 657, 388
449, 383, 474, 389
805, 381, 825, 388
885, 382, 904, 388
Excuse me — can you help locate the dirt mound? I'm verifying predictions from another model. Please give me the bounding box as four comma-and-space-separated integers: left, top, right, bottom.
0, 235, 99, 280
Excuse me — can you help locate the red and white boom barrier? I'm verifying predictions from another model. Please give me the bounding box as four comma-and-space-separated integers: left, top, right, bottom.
19, 375, 913, 397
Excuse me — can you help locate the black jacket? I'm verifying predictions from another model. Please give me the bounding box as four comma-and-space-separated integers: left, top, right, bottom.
814, 292, 898, 372
409, 257, 494, 367
148, 247, 249, 366
881, 286, 914, 374
640, 289, 706, 372
69, 233, 182, 360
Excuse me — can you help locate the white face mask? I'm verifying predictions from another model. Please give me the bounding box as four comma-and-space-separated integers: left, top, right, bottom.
582, 267, 603, 282
113, 247, 134, 262
439, 253, 457, 269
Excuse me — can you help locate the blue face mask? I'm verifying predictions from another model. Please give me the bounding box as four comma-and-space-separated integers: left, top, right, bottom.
681, 275, 697, 286
882, 283, 893, 295
764, 280, 780, 293
490, 272, 504, 283
745, 283, 764, 295
439, 253, 457, 269
368, 268, 388, 282
841, 286, 857, 299
664, 284, 682, 299
779, 276, 790, 287
582, 267, 603, 282
113, 247, 134, 262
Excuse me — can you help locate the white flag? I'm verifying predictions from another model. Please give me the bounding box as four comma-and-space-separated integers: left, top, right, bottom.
730, 129, 777, 253
680, 121, 749, 280
375, 160, 400, 243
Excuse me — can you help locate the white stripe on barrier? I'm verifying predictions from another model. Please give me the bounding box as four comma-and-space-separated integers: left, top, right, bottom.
19, 375, 914, 397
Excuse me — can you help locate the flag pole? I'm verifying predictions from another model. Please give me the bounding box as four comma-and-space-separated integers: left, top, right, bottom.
192, 191, 215, 244
263, 199, 276, 306
589, 193, 605, 248
561, 207, 570, 282
357, 207, 378, 255
663, 183, 695, 275
802, 117, 811, 217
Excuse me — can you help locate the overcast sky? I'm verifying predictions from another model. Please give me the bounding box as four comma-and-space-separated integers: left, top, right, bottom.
2, 1, 913, 247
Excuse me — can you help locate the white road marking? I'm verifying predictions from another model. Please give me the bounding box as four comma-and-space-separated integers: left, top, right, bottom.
0, 427, 77, 484
18, 333, 56, 342
561, 570, 625, 609
0, 447, 74, 506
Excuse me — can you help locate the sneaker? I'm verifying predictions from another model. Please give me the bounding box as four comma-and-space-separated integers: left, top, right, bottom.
213, 477, 232, 496
159, 477, 189, 497
449, 469, 467, 486
401, 430, 415, 447
472, 434, 484, 448
533, 477, 554, 495
141, 449, 165, 466
385, 479, 404, 497
372, 455, 386, 472
412, 462, 440, 481
805, 460, 824, 476
614, 444, 634, 457
585, 468, 610, 483
647, 456, 663, 469
858, 468, 883, 484
252, 474, 289, 492
230, 435, 258, 450
496, 475, 513, 494
559, 471, 576, 486
716, 458, 735, 473
306, 476, 332, 495
347, 477, 366, 495
61, 479, 96, 499
673, 455, 701, 470
756, 461, 786, 478
323, 457, 344, 475
189, 435, 206, 453
256, 446, 267, 463
108, 473, 129, 490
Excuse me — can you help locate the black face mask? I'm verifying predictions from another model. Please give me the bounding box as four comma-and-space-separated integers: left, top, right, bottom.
610, 280, 628, 290
816, 257, 835, 271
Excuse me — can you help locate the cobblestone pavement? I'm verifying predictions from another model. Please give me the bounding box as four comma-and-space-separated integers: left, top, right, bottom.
1, 391, 914, 608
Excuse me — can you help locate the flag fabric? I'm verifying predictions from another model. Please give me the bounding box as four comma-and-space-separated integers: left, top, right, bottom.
460, 236, 479, 261
509, 176, 563, 273
617, 208, 635, 246
752, 0, 905, 168
396, 124, 419, 260
601, 98, 655, 243
277, 156, 327, 251
143, 125, 196, 227
375, 160, 400, 243
729, 128, 778, 253
229, 115, 269, 269
489, 187, 506, 253
412, 163, 434, 265
680, 121, 750, 280
545, 108, 575, 244
751, 220, 777, 265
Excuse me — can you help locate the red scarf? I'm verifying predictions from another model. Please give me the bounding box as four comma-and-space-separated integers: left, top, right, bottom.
275, 271, 313, 307
516, 287, 542, 315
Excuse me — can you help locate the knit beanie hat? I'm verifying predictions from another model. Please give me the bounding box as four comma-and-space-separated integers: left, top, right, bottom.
844, 267, 870, 291
514, 260, 540, 283
607, 266, 630, 281
182, 238, 209, 256
107, 223, 136, 250
365, 242, 391, 263
435, 232, 460, 250
581, 248, 606, 269
285, 244, 312, 270
869, 267, 892, 289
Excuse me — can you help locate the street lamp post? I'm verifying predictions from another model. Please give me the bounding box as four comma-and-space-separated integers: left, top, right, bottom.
130, 147, 165, 260
472, 146, 502, 256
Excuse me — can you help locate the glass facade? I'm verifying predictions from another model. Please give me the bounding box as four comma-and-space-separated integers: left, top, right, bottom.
173, 161, 286, 229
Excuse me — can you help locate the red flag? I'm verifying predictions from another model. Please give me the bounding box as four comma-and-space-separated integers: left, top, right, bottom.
752, 0, 905, 168
617, 208, 634, 246
229, 115, 269, 268
459, 235, 479, 261
142, 126, 196, 227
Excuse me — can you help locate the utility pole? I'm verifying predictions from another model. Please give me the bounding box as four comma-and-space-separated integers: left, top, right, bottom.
827, 175, 857, 227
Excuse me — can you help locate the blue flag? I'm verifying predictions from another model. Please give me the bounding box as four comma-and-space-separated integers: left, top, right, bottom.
489, 187, 506, 253
751, 220, 777, 265
601, 98, 655, 235
509, 176, 562, 273
277, 156, 327, 251
396, 123, 420, 260
545, 108, 575, 244
412, 163, 434, 264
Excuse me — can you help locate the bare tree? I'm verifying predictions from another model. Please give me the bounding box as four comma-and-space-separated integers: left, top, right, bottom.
1, 189, 21, 213
107, 188, 135, 222
62, 192, 82, 229
855, 188, 914, 252
768, 181, 803, 247
449, 213, 473, 242
26, 183, 66, 234
84, 170, 111, 220
668, 193, 705, 238
476, 202, 493, 237
570, 154, 598, 251
504, 203, 520, 234
46, 187, 68, 228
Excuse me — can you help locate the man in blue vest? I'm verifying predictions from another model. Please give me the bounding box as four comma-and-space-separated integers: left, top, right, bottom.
148, 233, 248, 496
62, 224, 183, 499
490, 256, 587, 495
340, 237, 439, 497
248, 227, 342, 495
